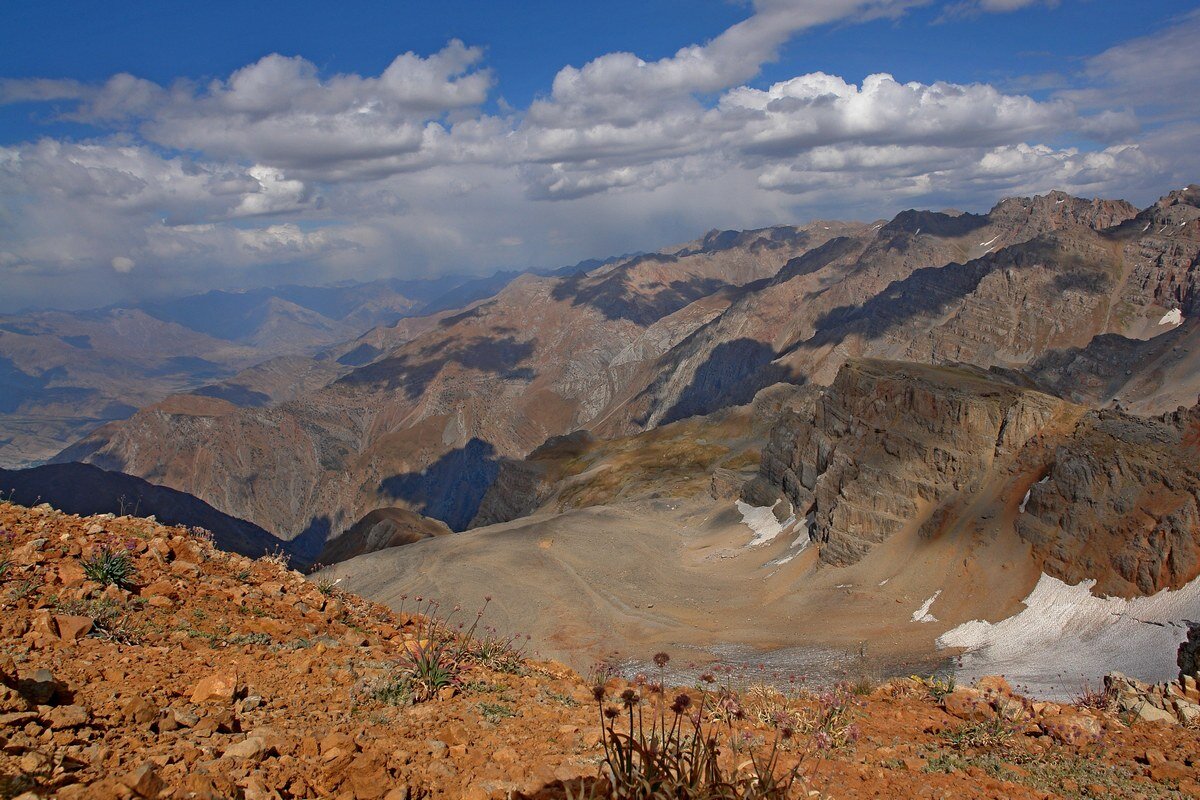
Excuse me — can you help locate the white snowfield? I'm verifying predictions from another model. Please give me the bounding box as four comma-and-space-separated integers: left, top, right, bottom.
978, 235, 1000, 248
939, 573, 1200, 699
736, 500, 795, 547
912, 590, 942, 623
1159, 308, 1184, 326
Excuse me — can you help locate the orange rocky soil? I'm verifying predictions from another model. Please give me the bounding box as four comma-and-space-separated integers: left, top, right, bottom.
1, 501, 1199, 799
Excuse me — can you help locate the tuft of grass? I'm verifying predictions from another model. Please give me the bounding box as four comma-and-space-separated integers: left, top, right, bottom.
0, 528, 12, 583
372, 675, 414, 707
912, 672, 956, 701
51, 597, 143, 644
405, 638, 459, 702
82, 544, 136, 588
258, 546, 290, 570
942, 717, 1018, 751
1073, 681, 1115, 712
478, 701, 518, 723
7, 577, 39, 603
392, 599, 463, 703
316, 576, 338, 595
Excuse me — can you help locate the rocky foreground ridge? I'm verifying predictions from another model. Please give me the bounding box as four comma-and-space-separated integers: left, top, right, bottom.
2, 502, 1200, 799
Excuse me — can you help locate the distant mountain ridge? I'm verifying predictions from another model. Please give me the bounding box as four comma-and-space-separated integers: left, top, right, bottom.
0, 257, 620, 467
51, 185, 1199, 559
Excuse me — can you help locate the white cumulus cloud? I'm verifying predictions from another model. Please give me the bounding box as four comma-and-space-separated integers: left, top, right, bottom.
0, 2, 1196, 310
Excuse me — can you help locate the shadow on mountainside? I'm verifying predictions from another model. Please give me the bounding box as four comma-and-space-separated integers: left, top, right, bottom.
781, 235, 1113, 359
879, 208, 990, 238
377, 438, 501, 531
193, 383, 273, 407
0, 359, 105, 415
339, 336, 536, 399
772, 236, 865, 283
551, 268, 728, 325
658, 339, 796, 425
0, 462, 315, 566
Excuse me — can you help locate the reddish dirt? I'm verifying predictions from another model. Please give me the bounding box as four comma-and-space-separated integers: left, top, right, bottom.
1, 501, 1198, 799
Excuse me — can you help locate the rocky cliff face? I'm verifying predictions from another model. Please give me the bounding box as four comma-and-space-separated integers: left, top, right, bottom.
615, 187, 1194, 435
749, 356, 1200, 596
749, 359, 1068, 565
1017, 403, 1200, 595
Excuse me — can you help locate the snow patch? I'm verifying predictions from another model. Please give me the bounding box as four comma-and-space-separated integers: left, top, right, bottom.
978, 235, 1000, 248
938, 573, 1200, 698
737, 500, 789, 547
912, 590, 942, 623
1142, 222, 1151, 232
1055, 198, 1065, 204
1159, 308, 1183, 326
878, 578, 890, 586
1020, 476, 1050, 513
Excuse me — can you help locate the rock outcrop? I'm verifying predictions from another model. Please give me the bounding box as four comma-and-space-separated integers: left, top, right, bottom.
749, 359, 1067, 565
1104, 670, 1200, 726
750, 358, 1200, 597
314, 507, 451, 565
1016, 402, 1200, 595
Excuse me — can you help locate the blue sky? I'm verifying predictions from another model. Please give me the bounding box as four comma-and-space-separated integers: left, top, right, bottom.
1, 0, 1198, 310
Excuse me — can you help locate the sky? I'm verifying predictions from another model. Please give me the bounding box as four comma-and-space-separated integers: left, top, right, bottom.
1, 0, 1198, 311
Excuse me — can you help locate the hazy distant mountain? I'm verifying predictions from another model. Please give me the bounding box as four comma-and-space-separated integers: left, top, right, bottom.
0, 271, 549, 467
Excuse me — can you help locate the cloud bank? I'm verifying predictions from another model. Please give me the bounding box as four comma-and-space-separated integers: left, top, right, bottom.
1, 1, 1197, 309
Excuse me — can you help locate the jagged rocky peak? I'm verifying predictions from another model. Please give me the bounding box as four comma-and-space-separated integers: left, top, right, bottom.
1140, 184, 1200, 229
986, 189, 1139, 232
1158, 184, 1200, 210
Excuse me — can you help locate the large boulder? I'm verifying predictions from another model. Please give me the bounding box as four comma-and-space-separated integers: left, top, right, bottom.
1178, 622, 1200, 680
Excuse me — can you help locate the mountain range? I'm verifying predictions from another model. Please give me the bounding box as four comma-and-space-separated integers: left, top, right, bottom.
4, 183, 1199, 682
0, 262, 619, 468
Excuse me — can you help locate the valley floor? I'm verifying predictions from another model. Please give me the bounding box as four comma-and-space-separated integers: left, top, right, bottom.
324, 494, 1198, 699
